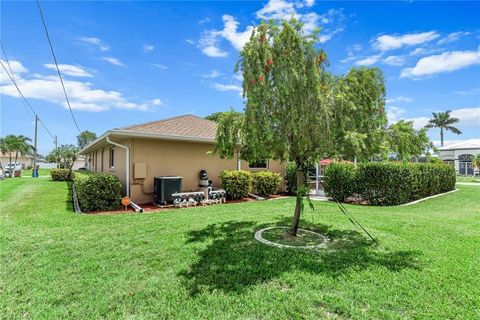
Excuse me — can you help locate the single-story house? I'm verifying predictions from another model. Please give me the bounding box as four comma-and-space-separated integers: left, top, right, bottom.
437, 141, 480, 175
79, 115, 285, 204
0, 152, 34, 169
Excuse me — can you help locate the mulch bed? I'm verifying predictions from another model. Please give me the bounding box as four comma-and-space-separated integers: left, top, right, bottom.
83, 194, 289, 215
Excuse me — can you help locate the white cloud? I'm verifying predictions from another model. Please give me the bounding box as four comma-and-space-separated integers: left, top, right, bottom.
386, 96, 413, 104
151, 98, 163, 106
0, 60, 152, 112
386, 106, 406, 123
199, 2, 344, 57
44, 64, 93, 77
143, 44, 155, 53
374, 31, 439, 51
221, 15, 255, 50
0, 59, 28, 84
101, 57, 125, 67
304, 0, 315, 7
202, 70, 222, 78
185, 39, 195, 45
212, 83, 242, 94
383, 55, 406, 66
355, 54, 382, 66
401, 50, 480, 78
152, 63, 168, 70
198, 17, 211, 24
437, 31, 470, 45
454, 88, 480, 95
409, 116, 429, 130
409, 47, 442, 56
451, 107, 480, 127
78, 37, 110, 51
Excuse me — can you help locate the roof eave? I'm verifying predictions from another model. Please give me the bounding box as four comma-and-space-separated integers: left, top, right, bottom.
79, 130, 215, 155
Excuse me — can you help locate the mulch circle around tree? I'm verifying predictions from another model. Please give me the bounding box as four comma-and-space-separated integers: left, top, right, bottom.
254, 226, 329, 249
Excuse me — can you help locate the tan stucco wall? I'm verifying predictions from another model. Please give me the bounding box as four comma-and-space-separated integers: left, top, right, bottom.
85, 137, 285, 204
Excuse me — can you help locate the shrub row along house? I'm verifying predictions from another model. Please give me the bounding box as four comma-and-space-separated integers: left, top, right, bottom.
79, 115, 285, 204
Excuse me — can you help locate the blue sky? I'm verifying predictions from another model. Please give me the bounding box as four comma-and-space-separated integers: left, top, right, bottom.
1, 0, 479, 155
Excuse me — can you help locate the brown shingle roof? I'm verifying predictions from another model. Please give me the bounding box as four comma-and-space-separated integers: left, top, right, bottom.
119, 114, 217, 141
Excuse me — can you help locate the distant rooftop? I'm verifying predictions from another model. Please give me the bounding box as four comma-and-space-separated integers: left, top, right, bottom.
437, 140, 480, 151
118, 114, 217, 141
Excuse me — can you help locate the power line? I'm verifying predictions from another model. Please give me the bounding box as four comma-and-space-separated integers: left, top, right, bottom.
0, 43, 58, 143
35, 0, 82, 134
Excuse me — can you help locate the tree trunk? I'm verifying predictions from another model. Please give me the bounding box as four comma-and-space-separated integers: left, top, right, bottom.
8, 154, 12, 178
289, 165, 305, 236
440, 128, 444, 147
14, 151, 19, 178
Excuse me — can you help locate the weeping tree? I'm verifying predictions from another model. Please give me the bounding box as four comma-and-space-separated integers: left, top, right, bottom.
213, 110, 245, 164
330, 67, 388, 161
235, 19, 331, 236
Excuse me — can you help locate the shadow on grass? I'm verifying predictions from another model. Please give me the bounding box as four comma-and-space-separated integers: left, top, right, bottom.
179, 218, 421, 295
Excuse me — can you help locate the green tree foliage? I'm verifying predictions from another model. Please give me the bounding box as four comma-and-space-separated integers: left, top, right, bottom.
236, 19, 331, 236
0, 135, 35, 177
387, 120, 431, 161
77, 130, 97, 149
473, 154, 480, 170
213, 111, 245, 160
425, 110, 462, 146
205, 111, 243, 122
331, 67, 388, 161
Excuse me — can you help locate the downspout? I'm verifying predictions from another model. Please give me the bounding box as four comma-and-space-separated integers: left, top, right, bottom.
106, 136, 130, 197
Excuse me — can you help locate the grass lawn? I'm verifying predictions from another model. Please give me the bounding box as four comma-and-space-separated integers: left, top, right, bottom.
456, 176, 480, 183
20, 168, 52, 177
1, 178, 479, 319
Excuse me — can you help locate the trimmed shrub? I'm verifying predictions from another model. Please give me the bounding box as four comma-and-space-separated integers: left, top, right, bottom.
252, 171, 282, 197
73, 172, 122, 212
219, 170, 253, 200
323, 163, 356, 202
51, 169, 71, 181
324, 162, 456, 206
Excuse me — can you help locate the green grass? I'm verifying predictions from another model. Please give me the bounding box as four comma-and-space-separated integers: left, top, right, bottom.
456, 175, 480, 183
20, 168, 52, 177
1, 178, 479, 319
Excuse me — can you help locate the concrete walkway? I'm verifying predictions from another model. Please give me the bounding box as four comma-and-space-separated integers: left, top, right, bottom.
456, 182, 480, 186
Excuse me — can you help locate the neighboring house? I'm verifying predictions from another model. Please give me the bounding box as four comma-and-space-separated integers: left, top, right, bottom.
0, 152, 34, 169
437, 141, 480, 176
79, 115, 285, 204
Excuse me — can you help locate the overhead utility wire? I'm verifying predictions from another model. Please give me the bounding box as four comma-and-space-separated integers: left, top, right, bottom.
319, 180, 379, 245
0, 44, 57, 143
35, 0, 82, 134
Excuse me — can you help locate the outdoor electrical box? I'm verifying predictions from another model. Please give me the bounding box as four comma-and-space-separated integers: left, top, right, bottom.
134, 162, 147, 179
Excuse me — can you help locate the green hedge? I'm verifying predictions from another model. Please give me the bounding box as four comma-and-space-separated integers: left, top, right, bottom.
323, 163, 356, 202
73, 172, 122, 212
252, 171, 282, 197
219, 170, 253, 200
51, 169, 71, 181
324, 162, 456, 206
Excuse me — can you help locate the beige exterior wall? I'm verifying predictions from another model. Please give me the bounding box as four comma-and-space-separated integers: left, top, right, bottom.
85, 137, 285, 204
0, 154, 34, 169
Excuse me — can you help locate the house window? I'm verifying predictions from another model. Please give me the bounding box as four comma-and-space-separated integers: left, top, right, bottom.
248, 159, 268, 170
109, 148, 115, 169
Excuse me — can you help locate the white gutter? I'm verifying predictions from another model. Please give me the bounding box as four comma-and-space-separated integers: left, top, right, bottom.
106, 136, 130, 197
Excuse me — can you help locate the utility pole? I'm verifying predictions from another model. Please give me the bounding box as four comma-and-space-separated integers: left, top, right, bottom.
33, 115, 38, 178
54, 135, 58, 169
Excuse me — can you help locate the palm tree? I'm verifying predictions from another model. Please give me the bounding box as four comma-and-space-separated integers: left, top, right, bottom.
1, 135, 18, 177
10, 135, 35, 177
473, 154, 480, 172
425, 110, 462, 146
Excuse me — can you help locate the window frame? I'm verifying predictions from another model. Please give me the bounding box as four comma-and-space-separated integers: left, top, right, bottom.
109, 148, 115, 169
248, 159, 269, 170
